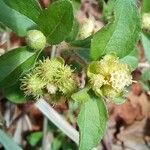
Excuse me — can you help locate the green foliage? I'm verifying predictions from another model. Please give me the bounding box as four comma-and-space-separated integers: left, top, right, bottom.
0, 129, 22, 150
4, 0, 41, 23
120, 48, 139, 71
142, 0, 150, 13
0, 0, 38, 36
77, 91, 108, 150
91, 0, 141, 60
65, 19, 79, 42
141, 33, 150, 63
70, 36, 92, 48
27, 132, 43, 147
52, 134, 65, 150
71, 0, 81, 13
0, 47, 40, 88
140, 69, 150, 91
38, 0, 74, 44
102, 0, 116, 22
0, 22, 5, 32
3, 82, 27, 104
71, 87, 91, 103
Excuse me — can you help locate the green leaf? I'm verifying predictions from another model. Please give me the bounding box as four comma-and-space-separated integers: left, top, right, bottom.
3, 82, 27, 104
0, 0, 37, 36
140, 69, 150, 91
74, 48, 91, 64
71, 87, 91, 103
120, 48, 139, 71
71, 0, 81, 13
4, 0, 42, 23
141, 33, 150, 64
102, 0, 116, 22
0, 47, 40, 88
113, 96, 127, 105
38, 0, 74, 44
91, 0, 141, 60
142, 0, 150, 13
52, 134, 65, 150
77, 92, 108, 150
0, 129, 22, 150
141, 69, 150, 81
70, 35, 92, 48
65, 19, 79, 42
27, 132, 43, 147
0, 22, 6, 32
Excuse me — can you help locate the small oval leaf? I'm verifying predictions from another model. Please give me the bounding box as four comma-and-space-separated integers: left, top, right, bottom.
38, 0, 74, 44
77, 92, 108, 150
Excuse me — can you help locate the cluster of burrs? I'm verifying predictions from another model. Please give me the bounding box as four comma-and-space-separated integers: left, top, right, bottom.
20, 57, 77, 100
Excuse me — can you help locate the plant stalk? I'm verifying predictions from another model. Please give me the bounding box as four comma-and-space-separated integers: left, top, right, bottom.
35, 99, 79, 145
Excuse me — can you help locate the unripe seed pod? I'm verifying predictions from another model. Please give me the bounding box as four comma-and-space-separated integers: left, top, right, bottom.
26, 30, 46, 50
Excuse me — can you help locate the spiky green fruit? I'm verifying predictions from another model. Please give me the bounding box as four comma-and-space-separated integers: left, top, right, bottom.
20, 57, 77, 99
20, 72, 46, 98
37, 58, 77, 96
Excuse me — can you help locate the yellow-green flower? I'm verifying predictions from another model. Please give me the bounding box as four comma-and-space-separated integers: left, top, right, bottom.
87, 54, 132, 101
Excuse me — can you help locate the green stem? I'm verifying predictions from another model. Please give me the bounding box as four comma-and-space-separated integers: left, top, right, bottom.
51, 45, 57, 59
41, 45, 57, 150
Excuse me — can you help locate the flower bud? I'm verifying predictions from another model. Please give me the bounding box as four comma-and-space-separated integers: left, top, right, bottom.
26, 30, 46, 50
